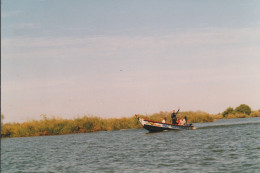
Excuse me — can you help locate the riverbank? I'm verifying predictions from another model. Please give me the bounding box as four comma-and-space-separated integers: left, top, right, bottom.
1, 110, 260, 138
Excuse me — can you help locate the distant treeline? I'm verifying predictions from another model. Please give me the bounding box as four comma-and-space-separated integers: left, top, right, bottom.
1, 106, 260, 138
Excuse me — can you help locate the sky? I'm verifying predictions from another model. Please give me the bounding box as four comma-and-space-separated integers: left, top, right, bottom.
2, 0, 260, 123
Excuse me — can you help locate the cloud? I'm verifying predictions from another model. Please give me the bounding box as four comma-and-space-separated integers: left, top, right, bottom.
2, 27, 260, 60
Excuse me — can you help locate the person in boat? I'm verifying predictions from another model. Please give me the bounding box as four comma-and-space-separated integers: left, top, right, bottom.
176, 118, 180, 125
179, 117, 186, 125
171, 107, 180, 124
162, 117, 166, 123
187, 122, 193, 126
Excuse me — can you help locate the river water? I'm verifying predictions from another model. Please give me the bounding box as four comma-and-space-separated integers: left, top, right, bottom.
1, 117, 260, 173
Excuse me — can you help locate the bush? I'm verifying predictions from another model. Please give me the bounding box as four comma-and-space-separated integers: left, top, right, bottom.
222, 107, 234, 117
235, 104, 251, 115
250, 110, 260, 117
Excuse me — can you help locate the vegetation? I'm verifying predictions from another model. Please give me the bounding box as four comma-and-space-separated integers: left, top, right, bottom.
222, 104, 252, 117
1, 105, 260, 138
235, 104, 251, 115
1, 115, 141, 138
222, 107, 235, 117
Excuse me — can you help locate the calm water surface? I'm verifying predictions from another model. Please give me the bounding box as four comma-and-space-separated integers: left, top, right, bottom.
1, 117, 260, 173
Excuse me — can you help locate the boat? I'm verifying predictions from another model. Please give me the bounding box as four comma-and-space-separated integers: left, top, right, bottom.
135, 115, 194, 132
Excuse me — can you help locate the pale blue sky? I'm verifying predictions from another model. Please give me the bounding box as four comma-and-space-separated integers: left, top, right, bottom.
2, 0, 260, 122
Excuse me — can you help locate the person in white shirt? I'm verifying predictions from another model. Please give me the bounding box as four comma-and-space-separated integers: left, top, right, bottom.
179, 117, 186, 125
183, 118, 186, 125
162, 117, 166, 123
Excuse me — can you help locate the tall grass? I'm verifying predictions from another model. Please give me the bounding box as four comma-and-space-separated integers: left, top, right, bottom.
1, 115, 141, 138
1, 110, 260, 138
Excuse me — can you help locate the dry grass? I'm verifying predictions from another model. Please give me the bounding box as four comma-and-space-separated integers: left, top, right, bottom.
1, 115, 141, 138
1, 110, 260, 138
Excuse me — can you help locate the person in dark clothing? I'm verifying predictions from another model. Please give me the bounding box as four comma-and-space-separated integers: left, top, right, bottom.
171, 108, 180, 124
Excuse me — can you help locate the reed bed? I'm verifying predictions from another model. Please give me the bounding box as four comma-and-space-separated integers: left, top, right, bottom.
1, 110, 260, 138
1, 115, 141, 138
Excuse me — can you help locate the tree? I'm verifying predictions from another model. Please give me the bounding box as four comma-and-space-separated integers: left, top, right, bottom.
222, 107, 234, 117
235, 104, 251, 115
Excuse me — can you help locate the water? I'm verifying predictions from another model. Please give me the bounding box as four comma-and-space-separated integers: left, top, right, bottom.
1, 117, 260, 173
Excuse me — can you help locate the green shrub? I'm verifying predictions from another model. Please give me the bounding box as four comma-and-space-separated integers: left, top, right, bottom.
222, 107, 234, 117
235, 104, 251, 115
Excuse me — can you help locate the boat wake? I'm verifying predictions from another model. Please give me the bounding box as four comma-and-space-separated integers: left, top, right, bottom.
194, 117, 260, 130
